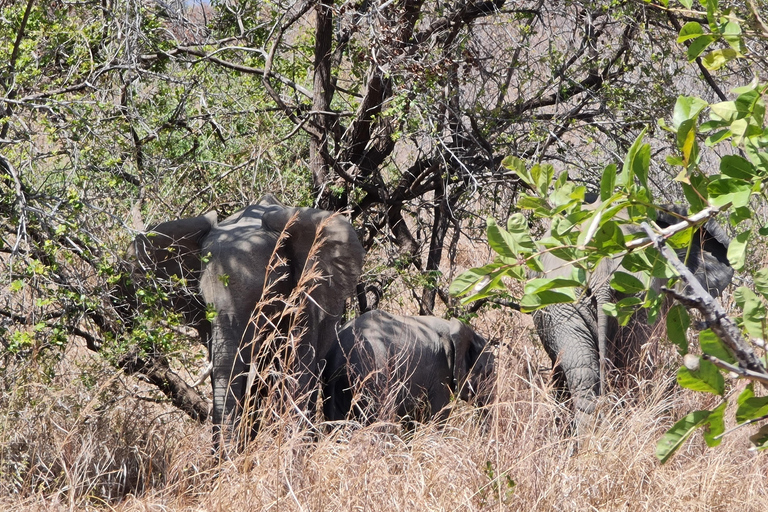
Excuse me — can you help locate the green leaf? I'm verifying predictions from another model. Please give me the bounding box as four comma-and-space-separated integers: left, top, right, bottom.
707, 177, 752, 208
677, 22, 703, 43
681, 172, 709, 213
701, 49, 740, 70
502, 156, 534, 191
687, 35, 715, 61
736, 395, 768, 424
647, 247, 678, 279
524, 277, 585, 294
600, 164, 616, 201
619, 129, 650, 191
720, 155, 755, 180
699, 329, 735, 364
667, 304, 690, 355
672, 95, 708, 129
677, 360, 725, 395
727, 231, 749, 270
710, 100, 743, 122
517, 195, 552, 217
753, 267, 768, 300
677, 119, 698, 166
748, 425, 768, 450
734, 286, 766, 340
487, 216, 535, 261
703, 402, 726, 447
666, 226, 693, 249
656, 410, 712, 463
519, 288, 577, 313
449, 262, 503, 297
610, 271, 646, 295
729, 206, 752, 225
603, 296, 643, 326
530, 163, 554, 197
677, 0, 693, 8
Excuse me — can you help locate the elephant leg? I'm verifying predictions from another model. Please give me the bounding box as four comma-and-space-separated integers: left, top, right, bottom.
534, 303, 601, 433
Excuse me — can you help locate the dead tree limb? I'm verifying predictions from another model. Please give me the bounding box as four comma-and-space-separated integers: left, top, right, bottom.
640, 221, 768, 380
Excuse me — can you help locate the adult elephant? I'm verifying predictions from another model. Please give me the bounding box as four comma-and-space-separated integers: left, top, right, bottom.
532, 203, 733, 432
322, 310, 494, 424
128, 194, 365, 446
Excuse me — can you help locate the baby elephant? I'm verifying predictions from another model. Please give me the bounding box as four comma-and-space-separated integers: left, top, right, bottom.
322, 310, 494, 424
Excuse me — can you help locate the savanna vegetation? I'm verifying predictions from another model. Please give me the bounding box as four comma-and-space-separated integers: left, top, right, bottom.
2, 0, 768, 509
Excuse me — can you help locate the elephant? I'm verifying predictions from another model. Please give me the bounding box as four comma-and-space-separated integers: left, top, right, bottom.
321, 310, 495, 424
532, 203, 733, 432
127, 194, 365, 447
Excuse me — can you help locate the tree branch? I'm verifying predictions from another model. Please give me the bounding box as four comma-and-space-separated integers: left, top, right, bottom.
640, 221, 768, 377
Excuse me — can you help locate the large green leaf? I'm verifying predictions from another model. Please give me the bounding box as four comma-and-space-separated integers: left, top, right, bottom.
524, 277, 585, 294
753, 267, 768, 300
656, 410, 712, 463
699, 329, 735, 364
736, 395, 768, 424
703, 402, 726, 447
727, 231, 750, 271
702, 49, 740, 71
519, 288, 577, 313
707, 177, 752, 208
734, 286, 766, 340
748, 425, 768, 450
672, 95, 708, 129
610, 271, 646, 295
667, 304, 690, 355
487, 216, 535, 262
687, 35, 715, 61
449, 262, 503, 297
677, 22, 703, 43
602, 296, 643, 326
600, 164, 616, 202
720, 155, 755, 180
676, 360, 725, 396
619, 129, 650, 191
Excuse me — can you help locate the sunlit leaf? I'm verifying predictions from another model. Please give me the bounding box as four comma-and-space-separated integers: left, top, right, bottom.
657, 410, 712, 463
699, 329, 735, 364
703, 402, 726, 447
677, 22, 704, 43
677, 360, 724, 395
610, 271, 646, 294
727, 231, 749, 271
701, 49, 740, 70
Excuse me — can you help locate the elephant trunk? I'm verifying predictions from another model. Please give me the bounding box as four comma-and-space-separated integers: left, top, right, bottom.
210, 312, 248, 448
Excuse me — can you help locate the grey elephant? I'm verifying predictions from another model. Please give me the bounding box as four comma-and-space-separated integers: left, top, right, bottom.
322, 310, 494, 424
128, 194, 365, 446
532, 204, 733, 431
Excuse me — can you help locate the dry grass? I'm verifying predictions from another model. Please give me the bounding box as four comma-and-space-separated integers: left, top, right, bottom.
2, 312, 767, 511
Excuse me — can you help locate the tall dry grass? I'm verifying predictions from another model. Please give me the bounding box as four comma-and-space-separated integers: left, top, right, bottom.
2, 308, 766, 512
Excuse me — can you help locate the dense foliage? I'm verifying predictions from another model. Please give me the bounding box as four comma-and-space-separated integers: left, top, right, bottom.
453, 0, 768, 460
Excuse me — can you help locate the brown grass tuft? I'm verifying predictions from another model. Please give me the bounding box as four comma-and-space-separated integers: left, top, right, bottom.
2, 308, 768, 511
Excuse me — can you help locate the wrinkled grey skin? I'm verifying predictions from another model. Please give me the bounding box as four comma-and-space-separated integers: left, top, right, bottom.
129, 194, 365, 446
532, 204, 733, 431
322, 310, 494, 424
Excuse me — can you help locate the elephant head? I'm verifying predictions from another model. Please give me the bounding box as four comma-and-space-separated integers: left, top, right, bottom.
532, 203, 732, 433
322, 310, 495, 424
126, 210, 218, 332
128, 194, 365, 448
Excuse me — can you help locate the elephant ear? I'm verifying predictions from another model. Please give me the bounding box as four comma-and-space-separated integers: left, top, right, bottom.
656, 206, 733, 297
131, 211, 218, 282
262, 206, 365, 358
